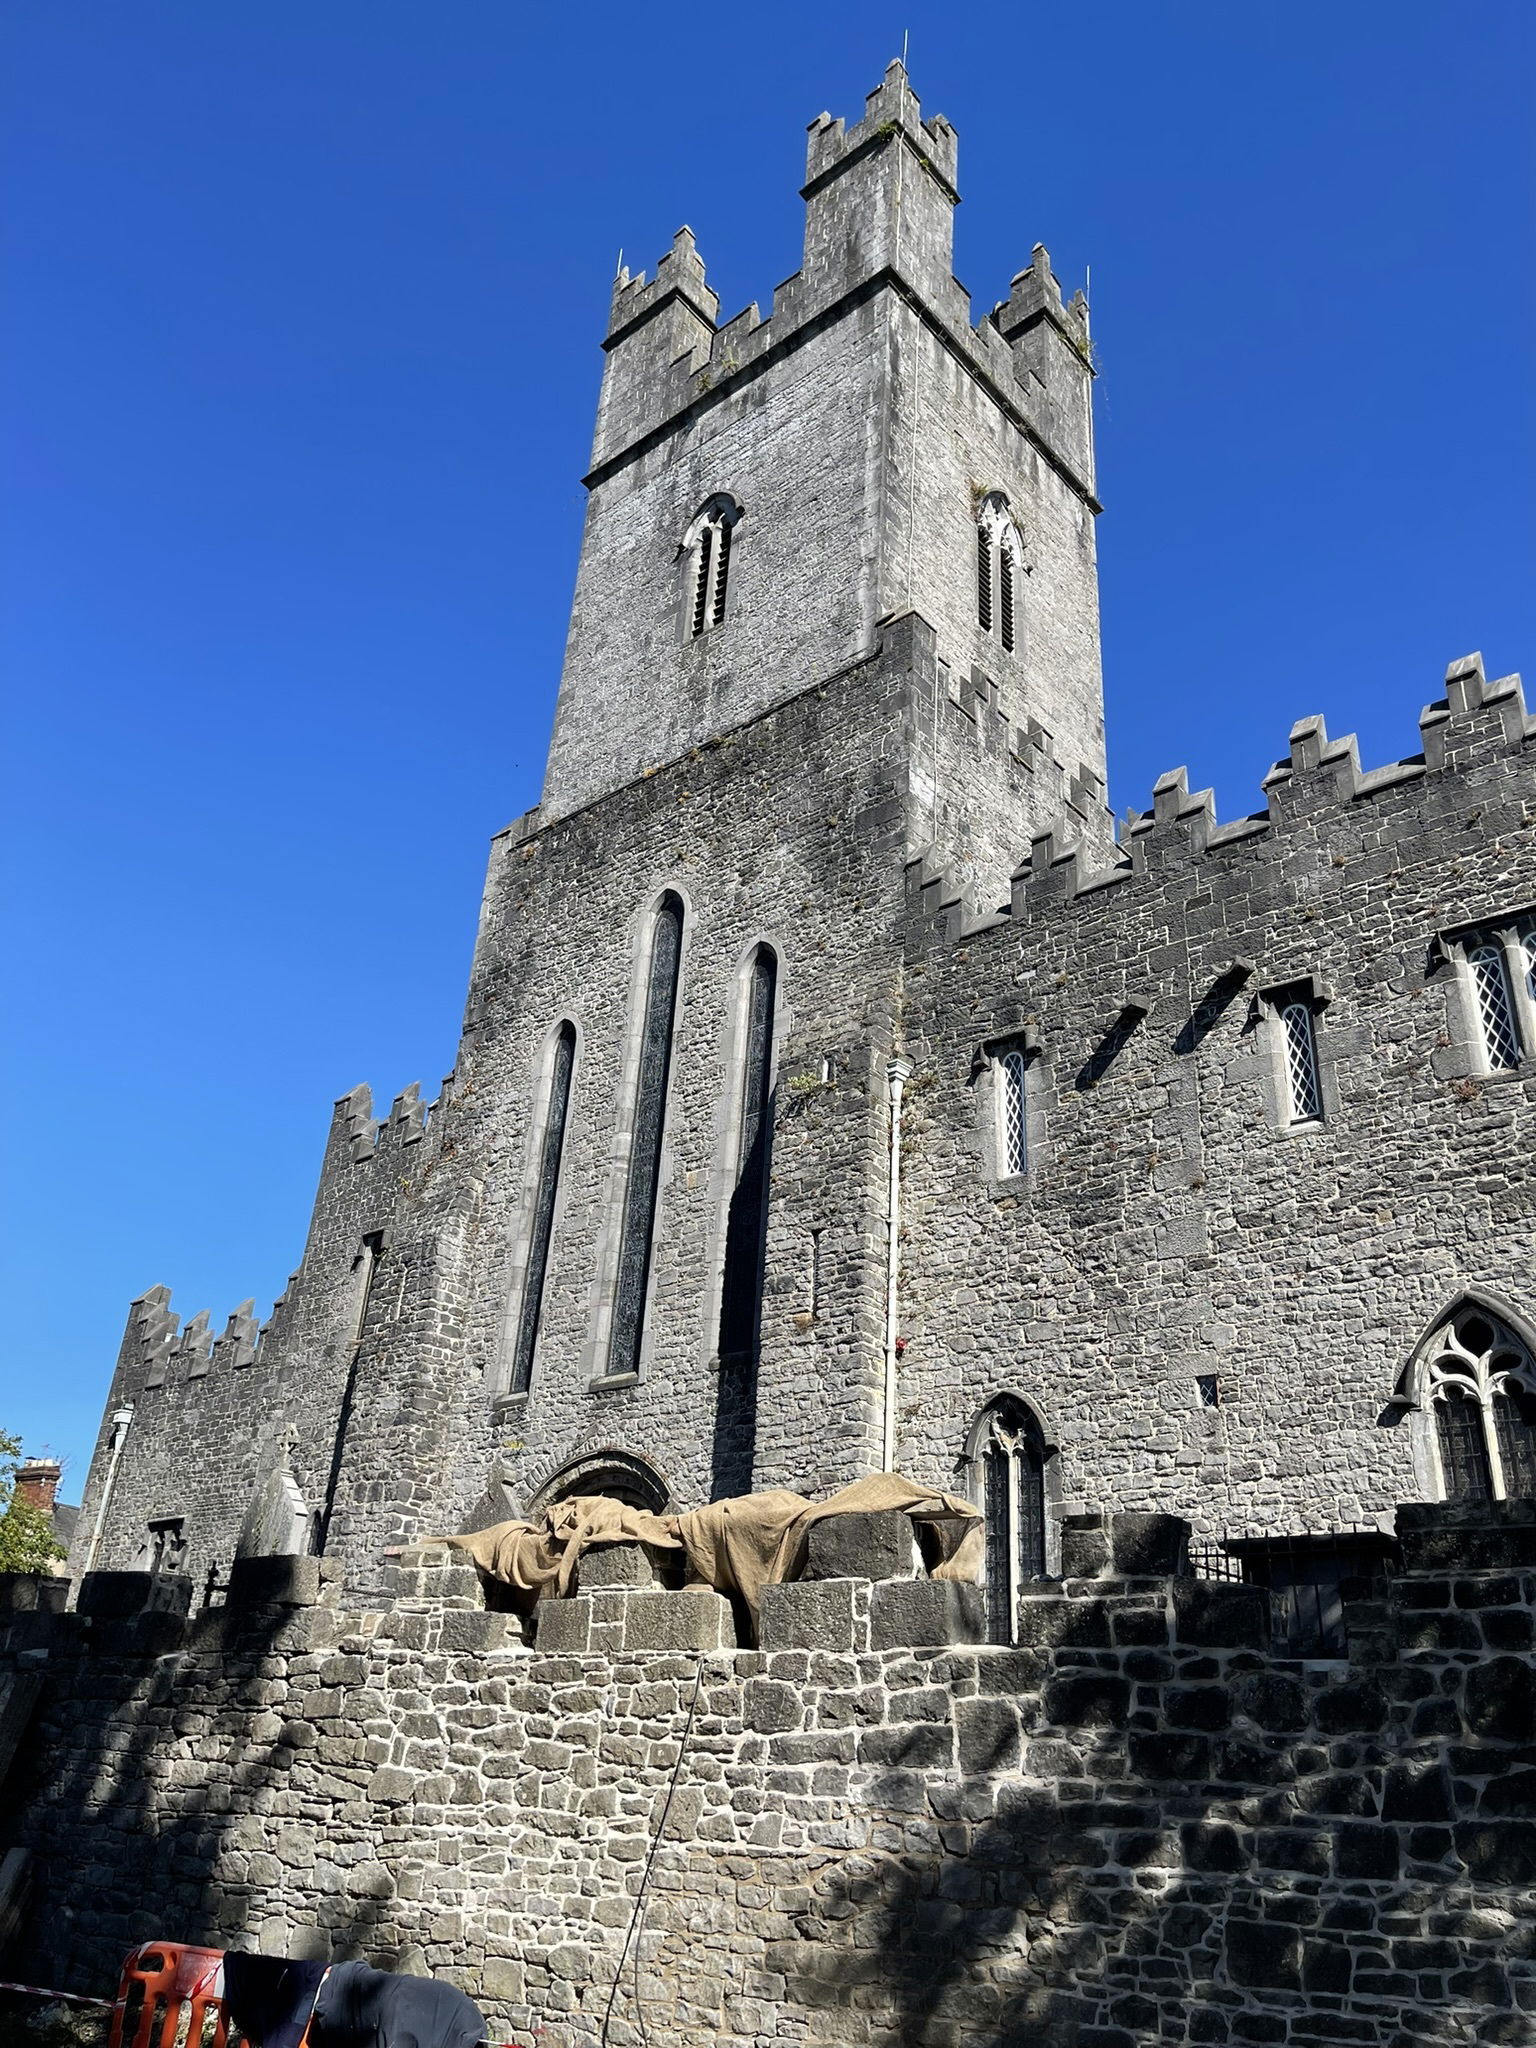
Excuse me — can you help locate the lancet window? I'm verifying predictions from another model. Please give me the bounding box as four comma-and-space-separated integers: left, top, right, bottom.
509, 1022, 577, 1396
1414, 1305, 1536, 1503
1445, 915, 1536, 1073
975, 492, 1022, 654
999, 1048, 1028, 1177
610, 895, 685, 1377
712, 946, 778, 1499
970, 1395, 1047, 1645
685, 496, 741, 638
1280, 1001, 1323, 1125
718, 947, 777, 1364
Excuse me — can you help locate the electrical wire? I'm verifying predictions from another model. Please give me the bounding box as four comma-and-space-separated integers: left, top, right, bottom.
597, 1654, 706, 2047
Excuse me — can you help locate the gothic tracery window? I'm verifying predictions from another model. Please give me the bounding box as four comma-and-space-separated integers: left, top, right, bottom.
975, 492, 1022, 652
609, 895, 685, 1377
509, 1022, 576, 1396
971, 1395, 1046, 1644
1416, 1305, 1536, 1503
685, 496, 740, 638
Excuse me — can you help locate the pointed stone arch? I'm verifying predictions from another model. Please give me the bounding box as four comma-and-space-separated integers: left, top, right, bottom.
1396, 1293, 1536, 1504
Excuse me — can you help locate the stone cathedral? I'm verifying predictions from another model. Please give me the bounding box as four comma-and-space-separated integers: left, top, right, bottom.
7, 66, 1536, 2044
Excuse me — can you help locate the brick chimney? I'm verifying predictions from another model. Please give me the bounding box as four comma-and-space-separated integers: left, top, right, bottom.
14, 1459, 61, 1515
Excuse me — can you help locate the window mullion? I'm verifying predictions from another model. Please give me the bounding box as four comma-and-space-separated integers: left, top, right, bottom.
1501, 929, 1536, 1059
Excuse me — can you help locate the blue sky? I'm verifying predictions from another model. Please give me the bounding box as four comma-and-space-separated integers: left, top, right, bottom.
3, 3, 1532, 1491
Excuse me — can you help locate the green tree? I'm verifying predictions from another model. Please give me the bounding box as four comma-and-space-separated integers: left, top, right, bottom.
0, 1429, 67, 1574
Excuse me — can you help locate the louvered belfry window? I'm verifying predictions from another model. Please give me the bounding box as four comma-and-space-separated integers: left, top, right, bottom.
690, 525, 715, 638
687, 497, 739, 638
510, 1022, 576, 1396
610, 897, 685, 1377
976, 492, 1021, 648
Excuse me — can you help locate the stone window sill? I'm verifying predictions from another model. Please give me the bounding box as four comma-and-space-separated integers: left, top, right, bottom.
588, 1371, 640, 1393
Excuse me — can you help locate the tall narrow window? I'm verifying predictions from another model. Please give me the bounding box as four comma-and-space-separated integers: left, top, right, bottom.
1494, 1385, 1536, 1499
610, 896, 685, 1378
713, 947, 778, 1497
976, 492, 1022, 648
999, 1048, 1028, 1176
973, 1396, 1046, 1645
1437, 1384, 1493, 1502
1280, 1002, 1323, 1124
685, 496, 740, 639
1415, 1304, 1536, 1502
690, 526, 714, 638
1469, 943, 1521, 1070
711, 518, 732, 626
510, 1023, 576, 1396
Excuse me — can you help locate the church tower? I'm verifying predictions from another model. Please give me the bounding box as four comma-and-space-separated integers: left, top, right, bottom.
71, 65, 1117, 1589
541, 61, 1112, 898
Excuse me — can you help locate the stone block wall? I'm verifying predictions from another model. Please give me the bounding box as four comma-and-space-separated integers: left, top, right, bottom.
898, 660, 1536, 1541
4, 1509, 1535, 2047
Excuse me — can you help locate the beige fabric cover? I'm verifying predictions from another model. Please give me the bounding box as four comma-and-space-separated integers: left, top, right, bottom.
445, 1472, 982, 1616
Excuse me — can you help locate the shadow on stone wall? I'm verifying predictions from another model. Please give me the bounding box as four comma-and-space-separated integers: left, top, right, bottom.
759, 1512, 1536, 2047
1, 1558, 416, 1997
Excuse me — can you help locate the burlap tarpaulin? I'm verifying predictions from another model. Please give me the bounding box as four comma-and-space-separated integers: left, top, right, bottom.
444, 1472, 983, 1617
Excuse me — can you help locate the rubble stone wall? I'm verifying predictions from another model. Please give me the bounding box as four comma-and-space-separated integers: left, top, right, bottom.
5, 1510, 1535, 2048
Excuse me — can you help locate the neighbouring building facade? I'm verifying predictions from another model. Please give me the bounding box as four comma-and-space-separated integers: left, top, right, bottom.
4, 64, 1536, 2043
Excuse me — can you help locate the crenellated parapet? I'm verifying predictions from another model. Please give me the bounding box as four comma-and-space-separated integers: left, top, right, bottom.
902, 654, 1532, 945
129, 1288, 266, 1395
941, 653, 1112, 857
587, 63, 1096, 498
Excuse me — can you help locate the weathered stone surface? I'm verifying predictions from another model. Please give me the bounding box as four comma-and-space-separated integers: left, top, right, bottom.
803, 1512, 914, 1584
533, 1597, 592, 1654
1170, 1580, 1269, 1649
77, 1571, 190, 1619
868, 1578, 984, 1649
620, 1588, 735, 1653
574, 1543, 661, 1590
757, 1577, 865, 1653
7, 1524, 1536, 2048
227, 1554, 327, 1609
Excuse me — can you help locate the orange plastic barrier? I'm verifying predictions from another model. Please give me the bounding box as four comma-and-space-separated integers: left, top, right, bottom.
107, 1942, 237, 2048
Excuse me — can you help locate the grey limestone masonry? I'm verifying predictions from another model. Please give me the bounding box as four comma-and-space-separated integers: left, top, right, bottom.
23, 59, 1536, 2040
7, 1506, 1536, 2046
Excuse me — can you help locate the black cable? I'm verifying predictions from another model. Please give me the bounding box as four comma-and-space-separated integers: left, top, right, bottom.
597, 1653, 706, 2048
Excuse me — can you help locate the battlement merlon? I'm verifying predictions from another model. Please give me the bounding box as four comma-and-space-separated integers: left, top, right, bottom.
604, 224, 720, 353
587, 65, 1097, 503
900, 652, 1534, 934
800, 60, 960, 306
